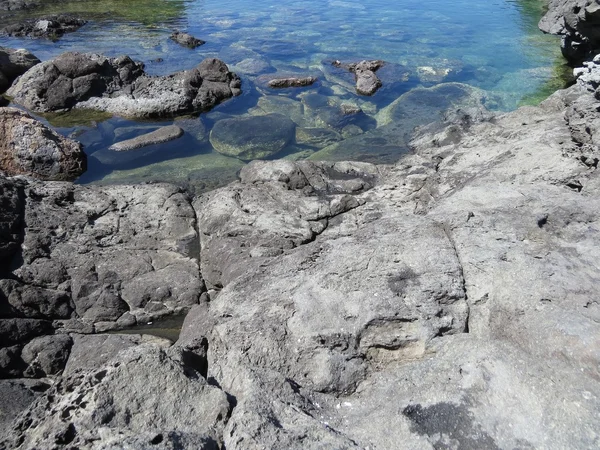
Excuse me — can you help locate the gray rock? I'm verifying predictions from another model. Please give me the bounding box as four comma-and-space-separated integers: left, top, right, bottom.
2, 344, 230, 449
109, 125, 184, 151
295, 127, 342, 148
268, 76, 317, 88
0, 177, 24, 270
0, 47, 40, 93
1, 15, 86, 39
210, 113, 296, 160
7, 53, 241, 118
0, 108, 86, 180
170, 31, 205, 48
21, 334, 72, 377
333, 59, 385, 95
0, 379, 49, 438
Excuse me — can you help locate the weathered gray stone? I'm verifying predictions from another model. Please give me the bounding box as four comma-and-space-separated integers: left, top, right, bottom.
1, 15, 86, 39
268, 76, 317, 88
210, 113, 296, 160
21, 334, 72, 377
170, 31, 205, 48
0, 108, 86, 180
109, 125, 184, 151
7, 53, 241, 118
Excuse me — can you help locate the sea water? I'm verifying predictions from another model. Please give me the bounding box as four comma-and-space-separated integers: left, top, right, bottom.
0, 0, 565, 192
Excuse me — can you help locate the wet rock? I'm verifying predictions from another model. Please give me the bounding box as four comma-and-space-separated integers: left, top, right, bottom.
232, 57, 275, 75
0, 47, 40, 93
0, 108, 86, 180
268, 76, 317, 88
7, 52, 241, 118
170, 31, 205, 48
109, 125, 184, 151
333, 59, 385, 95
210, 113, 296, 160
1, 15, 86, 39
295, 127, 342, 148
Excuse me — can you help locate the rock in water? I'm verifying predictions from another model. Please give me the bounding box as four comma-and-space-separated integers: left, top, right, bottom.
0, 108, 86, 180
109, 125, 184, 151
1, 15, 87, 39
210, 113, 296, 160
0, 47, 40, 93
268, 76, 317, 88
333, 59, 385, 95
170, 31, 205, 48
7, 53, 241, 118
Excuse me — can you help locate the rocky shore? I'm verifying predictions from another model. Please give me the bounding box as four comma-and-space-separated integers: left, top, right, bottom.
1, 0, 599, 449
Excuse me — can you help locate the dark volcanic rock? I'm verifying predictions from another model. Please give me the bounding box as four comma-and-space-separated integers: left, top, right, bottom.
20, 334, 72, 377
210, 113, 296, 160
7, 52, 241, 118
333, 59, 385, 95
0, 108, 86, 181
0, 0, 38, 10
1, 15, 86, 39
170, 31, 205, 48
0, 47, 40, 93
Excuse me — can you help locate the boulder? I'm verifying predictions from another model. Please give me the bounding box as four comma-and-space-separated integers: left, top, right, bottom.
0, 47, 40, 93
1, 15, 86, 39
170, 31, 205, 48
0, 108, 86, 181
109, 125, 184, 151
210, 113, 296, 160
7, 53, 241, 118
20, 334, 72, 377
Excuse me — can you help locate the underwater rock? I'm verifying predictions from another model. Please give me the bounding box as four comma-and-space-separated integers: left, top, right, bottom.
232, 57, 275, 76
7, 53, 241, 118
0, 108, 86, 180
295, 127, 342, 148
210, 113, 296, 160
0, 46, 40, 93
268, 76, 317, 88
1, 15, 86, 39
170, 31, 205, 48
109, 125, 184, 151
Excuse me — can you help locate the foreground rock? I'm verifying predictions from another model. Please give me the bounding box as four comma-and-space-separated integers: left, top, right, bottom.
109, 125, 184, 151
7, 52, 241, 118
333, 59, 384, 95
0, 47, 40, 93
0, 178, 205, 378
210, 113, 295, 160
0, 108, 86, 180
1, 15, 87, 39
170, 31, 205, 48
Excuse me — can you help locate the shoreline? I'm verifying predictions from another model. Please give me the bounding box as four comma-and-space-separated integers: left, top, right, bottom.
1, 1, 600, 448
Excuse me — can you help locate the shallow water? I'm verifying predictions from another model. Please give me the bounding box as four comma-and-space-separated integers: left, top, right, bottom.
0, 0, 565, 191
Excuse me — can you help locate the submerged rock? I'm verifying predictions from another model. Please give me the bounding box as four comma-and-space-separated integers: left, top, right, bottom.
170, 31, 205, 48
1, 15, 86, 39
210, 113, 296, 160
333, 59, 385, 95
7, 53, 241, 118
109, 125, 184, 151
0, 108, 86, 180
267, 76, 317, 88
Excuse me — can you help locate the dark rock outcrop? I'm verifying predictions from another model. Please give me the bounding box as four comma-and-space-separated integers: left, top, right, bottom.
7, 53, 241, 118
333, 59, 385, 95
0, 47, 40, 93
540, 0, 600, 63
1, 15, 86, 39
170, 31, 205, 48
0, 108, 86, 180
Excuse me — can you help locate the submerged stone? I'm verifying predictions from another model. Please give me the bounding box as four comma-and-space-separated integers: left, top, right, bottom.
109, 125, 184, 151
170, 31, 205, 48
210, 113, 296, 161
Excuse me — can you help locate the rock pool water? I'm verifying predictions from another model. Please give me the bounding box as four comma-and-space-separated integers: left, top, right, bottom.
0, 0, 565, 192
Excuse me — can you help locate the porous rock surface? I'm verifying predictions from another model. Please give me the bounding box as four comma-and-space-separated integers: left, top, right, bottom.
1, 1, 600, 448
1, 15, 87, 39
7, 52, 241, 118
0, 107, 86, 180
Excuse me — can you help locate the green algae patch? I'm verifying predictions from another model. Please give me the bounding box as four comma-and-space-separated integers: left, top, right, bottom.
518, 60, 574, 107
44, 109, 113, 128
94, 151, 244, 194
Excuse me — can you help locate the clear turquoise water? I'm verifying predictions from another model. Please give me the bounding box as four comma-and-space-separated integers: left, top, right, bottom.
0, 0, 564, 191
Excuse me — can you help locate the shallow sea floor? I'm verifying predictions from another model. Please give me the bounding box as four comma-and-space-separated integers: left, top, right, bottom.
0, 0, 566, 192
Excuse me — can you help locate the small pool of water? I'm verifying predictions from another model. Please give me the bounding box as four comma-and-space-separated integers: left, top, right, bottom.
0, 0, 566, 192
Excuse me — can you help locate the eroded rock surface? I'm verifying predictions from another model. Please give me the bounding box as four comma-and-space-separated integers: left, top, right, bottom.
0, 108, 86, 180
0, 46, 40, 93
1, 15, 86, 39
7, 53, 241, 118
